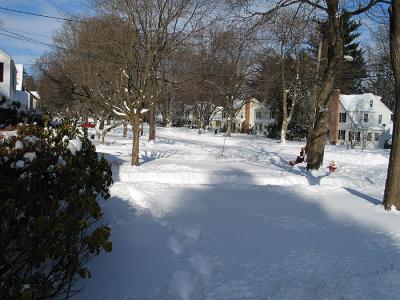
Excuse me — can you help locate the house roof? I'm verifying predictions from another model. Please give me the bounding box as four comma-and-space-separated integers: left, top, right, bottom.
340, 93, 392, 114
0, 48, 12, 58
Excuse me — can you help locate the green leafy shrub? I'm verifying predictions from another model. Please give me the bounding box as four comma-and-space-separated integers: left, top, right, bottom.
0, 122, 113, 299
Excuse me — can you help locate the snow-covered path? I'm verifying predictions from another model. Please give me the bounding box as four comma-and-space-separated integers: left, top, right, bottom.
77, 127, 400, 300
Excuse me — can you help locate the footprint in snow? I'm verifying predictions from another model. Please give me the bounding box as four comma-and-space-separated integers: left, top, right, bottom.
167, 236, 184, 256
189, 252, 213, 277
169, 270, 202, 300
177, 225, 202, 241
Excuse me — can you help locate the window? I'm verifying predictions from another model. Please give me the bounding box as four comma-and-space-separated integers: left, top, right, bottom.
364, 114, 369, 123
338, 130, 346, 140
256, 111, 262, 119
367, 132, 372, 142
0, 62, 3, 82
222, 112, 227, 119
356, 132, 361, 142
339, 113, 347, 123
349, 131, 354, 141
374, 132, 380, 142
240, 113, 243, 119
370, 100, 373, 108
378, 115, 382, 124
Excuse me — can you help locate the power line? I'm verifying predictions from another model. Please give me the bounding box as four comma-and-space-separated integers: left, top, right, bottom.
0, 6, 84, 23
0, 25, 53, 39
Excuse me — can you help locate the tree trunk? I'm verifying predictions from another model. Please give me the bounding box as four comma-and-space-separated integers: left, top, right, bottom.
281, 90, 289, 142
307, 38, 323, 147
307, 0, 343, 170
307, 87, 318, 147
149, 102, 156, 141
123, 121, 128, 137
140, 118, 144, 137
383, 0, 400, 210
226, 112, 233, 137
131, 114, 141, 166
100, 131, 105, 144
97, 118, 105, 143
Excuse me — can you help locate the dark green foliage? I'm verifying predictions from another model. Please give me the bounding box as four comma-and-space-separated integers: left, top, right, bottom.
0, 101, 44, 128
308, 15, 367, 94
0, 122, 113, 299
251, 52, 313, 141
335, 14, 368, 94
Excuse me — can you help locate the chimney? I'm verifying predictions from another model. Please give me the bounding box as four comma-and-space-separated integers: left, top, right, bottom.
329, 89, 340, 144
243, 100, 251, 131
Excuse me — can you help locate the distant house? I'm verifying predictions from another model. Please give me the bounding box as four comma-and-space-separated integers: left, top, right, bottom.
209, 106, 224, 129
329, 90, 392, 149
217, 98, 276, 133
0, 49, 17, 103
252, 100, 276, 134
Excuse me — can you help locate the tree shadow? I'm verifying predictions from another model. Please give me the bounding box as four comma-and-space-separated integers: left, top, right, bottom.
343, 187, 382, 205
239, 149, 330, 186
76, 167, 400, 300
140, 150, 172, 165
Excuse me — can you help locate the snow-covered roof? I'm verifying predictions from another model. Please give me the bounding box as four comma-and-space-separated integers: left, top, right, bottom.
233, 99, 245, 109
29, 91, 40, 100
340, 93, 391, 114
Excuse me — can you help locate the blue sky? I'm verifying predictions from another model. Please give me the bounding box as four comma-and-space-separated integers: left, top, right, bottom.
0, 1, 387, 75
0, 0, 90, 73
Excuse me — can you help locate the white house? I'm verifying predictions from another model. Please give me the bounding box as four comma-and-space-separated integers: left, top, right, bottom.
217, 98, 276, 133
0, 49, 17, 103
253, 101, 276, 135
331, 92, 392, 149
0, 53, 40, 111
209, 106, 224, 129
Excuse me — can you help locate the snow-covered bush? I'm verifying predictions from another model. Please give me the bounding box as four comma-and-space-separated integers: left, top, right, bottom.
0, 123, 113, 299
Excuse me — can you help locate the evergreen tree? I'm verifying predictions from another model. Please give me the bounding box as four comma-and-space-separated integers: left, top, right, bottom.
335, 14, 368, 94
308, 15, 367, 94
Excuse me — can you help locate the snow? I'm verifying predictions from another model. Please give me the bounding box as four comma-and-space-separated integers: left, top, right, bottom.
23, 152, 36, 162
344, 55, 354, 62
24, 135, 40, 143
340, 93, 382, 112
1, 129, 18, 138
77, 126, 400, 300
14, 160, 25, 169
57, 155, 66, 166
14, 140, 24, 150
67, 138, 82, 155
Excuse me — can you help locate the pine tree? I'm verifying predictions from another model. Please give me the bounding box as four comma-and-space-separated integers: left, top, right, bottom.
335, 14, 368, 94
308, 15, 367, 94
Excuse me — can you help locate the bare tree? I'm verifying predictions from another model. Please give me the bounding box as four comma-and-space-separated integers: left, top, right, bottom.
235, 0, 390, 169
96, 0, 209, 142
203, 27, 255, 137
265, 9, 309, 142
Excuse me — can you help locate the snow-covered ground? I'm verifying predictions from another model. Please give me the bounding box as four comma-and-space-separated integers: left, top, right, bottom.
77, 126, 400, 300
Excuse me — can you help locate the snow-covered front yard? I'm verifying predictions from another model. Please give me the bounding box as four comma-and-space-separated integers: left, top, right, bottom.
77, 127, 400, 300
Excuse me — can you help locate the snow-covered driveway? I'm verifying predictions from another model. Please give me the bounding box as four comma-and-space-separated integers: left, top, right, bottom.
77, 127, 400, 300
